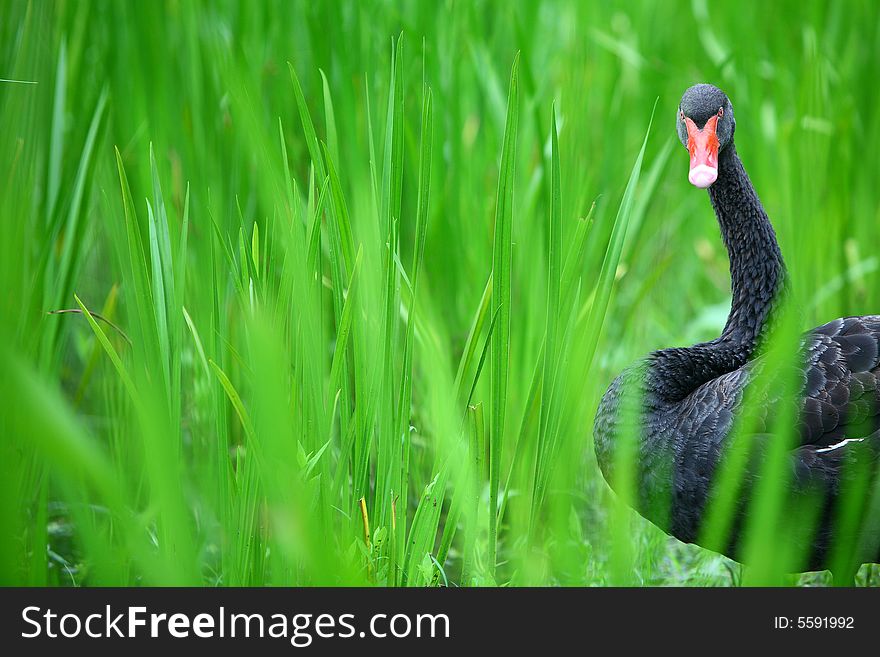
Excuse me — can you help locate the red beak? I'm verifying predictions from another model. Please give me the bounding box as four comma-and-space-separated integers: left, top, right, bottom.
685, 115, 720, 188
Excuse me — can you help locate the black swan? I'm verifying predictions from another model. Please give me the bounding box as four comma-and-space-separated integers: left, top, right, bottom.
593, 84, 880, 584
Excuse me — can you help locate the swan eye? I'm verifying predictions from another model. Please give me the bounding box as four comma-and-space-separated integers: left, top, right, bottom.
679, 110, 685, 121
718, 107, 724, 118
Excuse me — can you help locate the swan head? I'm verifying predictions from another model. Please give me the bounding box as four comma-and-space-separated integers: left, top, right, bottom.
676, 84, 736, 188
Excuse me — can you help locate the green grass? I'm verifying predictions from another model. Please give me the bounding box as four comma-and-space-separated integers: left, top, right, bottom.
2, 0, 880, 587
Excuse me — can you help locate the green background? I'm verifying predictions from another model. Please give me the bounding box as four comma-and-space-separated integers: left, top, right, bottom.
2, 0, 879, 586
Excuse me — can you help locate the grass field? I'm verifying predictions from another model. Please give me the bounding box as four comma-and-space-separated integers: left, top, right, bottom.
2, 0, 880, 587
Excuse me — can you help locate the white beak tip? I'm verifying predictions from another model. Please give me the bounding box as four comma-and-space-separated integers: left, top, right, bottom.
689, 165, 718, 188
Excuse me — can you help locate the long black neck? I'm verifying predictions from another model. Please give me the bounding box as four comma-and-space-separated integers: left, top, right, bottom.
649, 142, 786, 402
